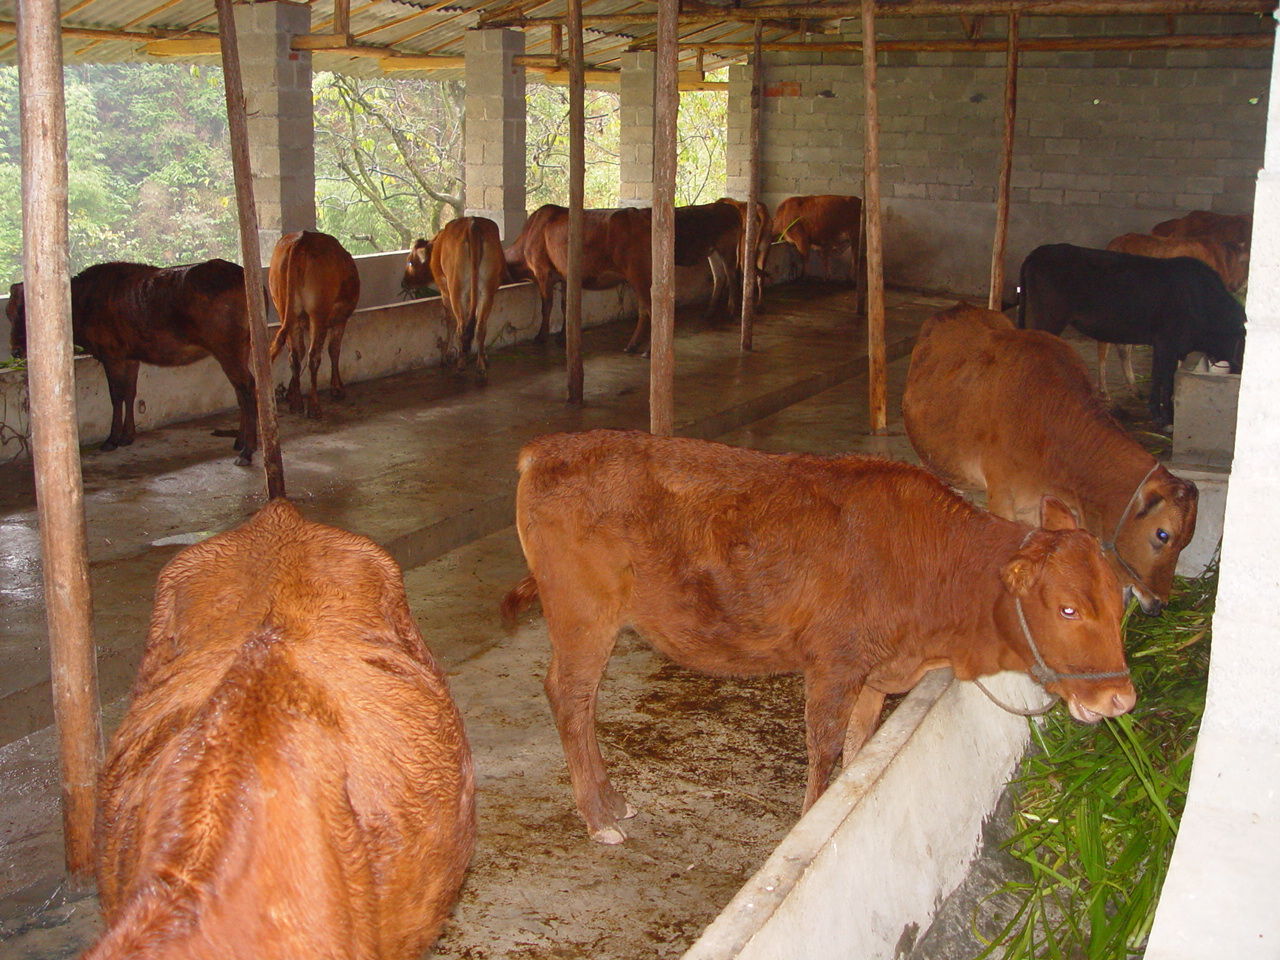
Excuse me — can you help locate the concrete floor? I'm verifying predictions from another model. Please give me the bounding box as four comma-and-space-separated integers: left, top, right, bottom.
0, 283, 944, 959
0, 285, 1165, 959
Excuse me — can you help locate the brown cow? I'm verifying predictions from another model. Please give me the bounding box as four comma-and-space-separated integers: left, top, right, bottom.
771, 194, 862, 282
86, 499, 475, 960
8, 260, 257, 463
404, 217, 505, 378
268, 230, 361, 419
718, 196, 771, 298
504, 204, 653, 352
502, 429, 1134, 844
504, 202, 747, 354
903, 304, 1198, 615
1152, 209, 1252, 247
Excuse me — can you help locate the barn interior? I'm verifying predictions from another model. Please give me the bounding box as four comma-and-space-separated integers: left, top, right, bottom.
2, 1, 1279, 959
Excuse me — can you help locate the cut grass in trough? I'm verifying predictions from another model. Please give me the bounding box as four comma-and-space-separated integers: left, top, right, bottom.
975, 564, 1217, 960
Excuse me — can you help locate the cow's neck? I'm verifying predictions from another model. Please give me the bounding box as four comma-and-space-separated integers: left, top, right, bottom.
1042, 422, 1154, 536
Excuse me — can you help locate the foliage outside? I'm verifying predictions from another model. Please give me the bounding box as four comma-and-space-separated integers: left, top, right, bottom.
977, 568, 1216, 960
0, 65, 727, 289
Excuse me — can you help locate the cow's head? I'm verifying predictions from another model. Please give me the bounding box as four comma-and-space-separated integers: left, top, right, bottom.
1194, 276, 1247, 373
1001, 496, 1135, 723
402, 239, 434, 294
1110, 466, 1198, 616
1223, 241, 1250, 292
7, 283, 25, 359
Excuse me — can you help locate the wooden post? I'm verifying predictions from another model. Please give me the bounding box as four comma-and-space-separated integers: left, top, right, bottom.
862, 0, 887, 434
215, 0, 286, 499
551, 22, 563, 62
650, 0, 678, 435
333, 0, 350, 38
740, 20, 763, 352
988, 13, 1018, 310
566, 0, 585, 405
17, 0, 104, 881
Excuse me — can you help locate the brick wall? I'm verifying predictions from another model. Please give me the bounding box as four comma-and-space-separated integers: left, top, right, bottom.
726, 14, 1271, 298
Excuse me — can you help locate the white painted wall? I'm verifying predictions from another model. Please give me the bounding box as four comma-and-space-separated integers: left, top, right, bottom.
1145, 15, 1280, 957
683, 670, 1041, 960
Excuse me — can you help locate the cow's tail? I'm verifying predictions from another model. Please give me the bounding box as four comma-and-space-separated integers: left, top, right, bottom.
464, 219, 483, 345
499, 575, 540, 628
269, 239, 299, 361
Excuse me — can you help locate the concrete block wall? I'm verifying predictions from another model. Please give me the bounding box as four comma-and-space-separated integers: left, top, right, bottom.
232, 0, 316, 255
727, 14, 1270, 298
465, 29, 528, 240
620, 52, 658, 207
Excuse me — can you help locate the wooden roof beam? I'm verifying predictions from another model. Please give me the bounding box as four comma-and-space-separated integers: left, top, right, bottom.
481, 0, 1277, 28
628, 31, 1273, 52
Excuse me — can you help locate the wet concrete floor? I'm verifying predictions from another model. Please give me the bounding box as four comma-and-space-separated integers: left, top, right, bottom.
0, 285, 1161, 959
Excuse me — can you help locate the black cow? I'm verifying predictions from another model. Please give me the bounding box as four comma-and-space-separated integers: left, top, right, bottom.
1017, 243, 1245, 430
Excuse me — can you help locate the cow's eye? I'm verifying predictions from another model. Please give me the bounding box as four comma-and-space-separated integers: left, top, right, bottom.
1156, 528, 1170, 544
1060, 606, 1079, 619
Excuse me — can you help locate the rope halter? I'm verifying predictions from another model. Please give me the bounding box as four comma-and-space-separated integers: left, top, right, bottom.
1100, 461, 1163, 603
974, 527, 1131, 716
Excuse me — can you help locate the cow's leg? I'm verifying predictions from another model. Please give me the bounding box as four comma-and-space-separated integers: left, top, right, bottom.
626, 286, 653, 356
1096, 341, 1113, 403
327, 320, 347, 400
533, 277, 553, 344
1149, 340, 1178, 431
841, 685, 887, 763
706, 252, 727, 319
437, 280, 459, 367
801, 663, 866, 811
792, 233, 811, 280
305, 320, 328, 419
117, 360, 141, 447
285, 322, 305, 414
1119, 345, 1139, 397
99, 358, 130, 451
473, 289, 494, 381
211, 351, 257, 463
542, 606, 631, 843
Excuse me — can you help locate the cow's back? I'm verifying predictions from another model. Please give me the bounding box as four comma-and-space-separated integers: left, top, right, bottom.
906, 304, 1103, 498
92, 500, 474, 960
515, 430, 995, 673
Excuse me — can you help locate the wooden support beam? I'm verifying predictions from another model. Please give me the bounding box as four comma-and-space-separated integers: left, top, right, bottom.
863, 0, 887, 436
144, 36, 221, 56
566, 0, 585, 407
482, 1, 1277, 28
17, 0, 104, 884
651, 0, 679, 437
641, 32, 1273, 53
989, 13, 1019, 310
552, 21, 563, 60
378, 55, 470, 71
291, 33, 358, 50
215, 0, 286, 500
0, 18, 180, 42
740, 20, 763, 353
334, 0, 351, 37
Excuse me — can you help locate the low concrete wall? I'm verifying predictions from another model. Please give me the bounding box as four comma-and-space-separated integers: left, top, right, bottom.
0, 259, 727, 460
683, 669, 1042, 960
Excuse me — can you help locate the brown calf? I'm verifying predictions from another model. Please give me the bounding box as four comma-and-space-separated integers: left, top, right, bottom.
8, 260, 257, 463
502, 429, 1133, 844
404, 217, 505, 378
86, 499, 475, 960
771, 194, 862, 282
903, 304, 1198, 615
268, 231, 361, 419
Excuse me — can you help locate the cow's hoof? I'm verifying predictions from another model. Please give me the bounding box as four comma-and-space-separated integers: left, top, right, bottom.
533, 330, 548, 345
100, 439, 119, 452
329, 387, 345, 401
306, 404, 322, 421
234, 451, 254, 467
590, 824, 627, 845
274, 384, 287, 401
289, 401, 305, 416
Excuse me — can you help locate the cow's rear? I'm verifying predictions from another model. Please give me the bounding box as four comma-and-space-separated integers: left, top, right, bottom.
268, 230, 361, 418
88, 500, 475, 960
424, 216, 505, 378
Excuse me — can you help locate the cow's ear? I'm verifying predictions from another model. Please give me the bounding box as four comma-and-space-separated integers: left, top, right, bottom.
1040, 495, 1077, 531
1002, 548, 1044, 596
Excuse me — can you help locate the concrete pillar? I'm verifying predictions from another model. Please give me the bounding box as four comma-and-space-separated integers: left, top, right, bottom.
619, 51, 657, 208
232, 0, 315, 255
724, 63, 751, 200
464, 29, 526, 240
1144, 12, 1280, 958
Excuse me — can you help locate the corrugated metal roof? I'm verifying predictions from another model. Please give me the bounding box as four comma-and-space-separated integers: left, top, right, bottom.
0, 0, 755, 78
